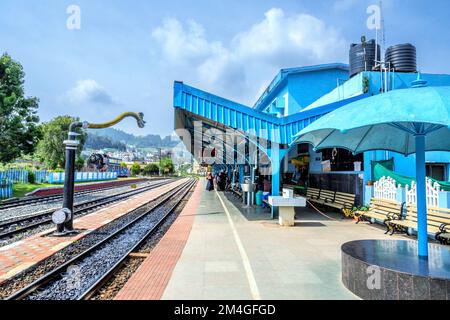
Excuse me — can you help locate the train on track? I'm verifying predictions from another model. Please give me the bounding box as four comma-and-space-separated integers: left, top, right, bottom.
87, 153, 130, 177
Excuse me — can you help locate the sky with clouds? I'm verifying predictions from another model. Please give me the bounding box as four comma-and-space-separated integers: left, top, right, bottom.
1, 0, 450, 136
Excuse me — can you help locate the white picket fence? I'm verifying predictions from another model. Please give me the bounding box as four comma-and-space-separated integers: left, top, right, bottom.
374, 176, 441, 207
374, 176, 399, 201
406, 178, 441, 207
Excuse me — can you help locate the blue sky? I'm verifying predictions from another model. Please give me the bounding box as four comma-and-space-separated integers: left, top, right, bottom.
1, 0, 450, 136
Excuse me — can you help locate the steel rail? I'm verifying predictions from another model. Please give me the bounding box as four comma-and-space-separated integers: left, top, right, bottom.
6, 178, 195, 300
0, 179, 152, 210
0, 179, 176, 239
78, 179, 196, 300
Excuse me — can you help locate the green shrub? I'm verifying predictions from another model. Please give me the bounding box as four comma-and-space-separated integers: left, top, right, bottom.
131, 163, 141, 176
27, 171, 36, 184
142, 163, 159, 176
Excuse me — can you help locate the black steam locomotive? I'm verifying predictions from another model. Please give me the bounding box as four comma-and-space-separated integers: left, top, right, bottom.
87, 153, 129, 177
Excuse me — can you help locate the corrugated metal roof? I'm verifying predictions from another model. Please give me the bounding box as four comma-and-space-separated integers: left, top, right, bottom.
253, 63, 349, 110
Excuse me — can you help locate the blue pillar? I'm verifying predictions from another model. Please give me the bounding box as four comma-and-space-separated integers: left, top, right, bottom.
271, 157, 281, 197
415, 134, 428, 258
239, 165, 244, 184
232, 163, 236, 185
269, 147, 288, 219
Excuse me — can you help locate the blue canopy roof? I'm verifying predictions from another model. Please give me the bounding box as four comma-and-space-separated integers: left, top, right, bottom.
293, 86, 450, 155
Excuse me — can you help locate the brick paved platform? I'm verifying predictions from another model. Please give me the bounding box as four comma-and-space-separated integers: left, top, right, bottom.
0, 179, 188, 283
115, 180, 202, 300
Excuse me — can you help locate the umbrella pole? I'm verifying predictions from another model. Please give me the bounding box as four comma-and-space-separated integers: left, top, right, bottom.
415, 134, 428, 258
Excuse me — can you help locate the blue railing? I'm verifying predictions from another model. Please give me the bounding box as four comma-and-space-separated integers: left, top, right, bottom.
47, 171, 118, 184
0, 169, 28, 184
0, 169, 49, 184
0, 180, 13, 199
33, 170, 48, 183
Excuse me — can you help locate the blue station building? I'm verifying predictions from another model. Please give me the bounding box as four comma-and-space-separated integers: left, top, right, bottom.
173, 51, 450, 210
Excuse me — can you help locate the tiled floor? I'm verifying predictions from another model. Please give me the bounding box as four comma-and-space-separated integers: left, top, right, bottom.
157, 181, 407, 300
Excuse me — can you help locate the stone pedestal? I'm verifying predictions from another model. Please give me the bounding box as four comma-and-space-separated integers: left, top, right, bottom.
279, 207, 296, 226
342, 240, 450, 300
268, 196, 306, 227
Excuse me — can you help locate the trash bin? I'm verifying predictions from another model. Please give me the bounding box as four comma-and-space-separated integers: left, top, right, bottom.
255, 191, 263, 206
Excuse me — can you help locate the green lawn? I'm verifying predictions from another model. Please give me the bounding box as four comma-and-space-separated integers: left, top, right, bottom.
9, 177, 142, 199
12, 183, 56, 198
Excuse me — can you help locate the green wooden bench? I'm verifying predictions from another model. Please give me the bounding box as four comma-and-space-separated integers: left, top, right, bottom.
387, 205, 450, 245
355, 198, 404, 232
307, 188, 356, 215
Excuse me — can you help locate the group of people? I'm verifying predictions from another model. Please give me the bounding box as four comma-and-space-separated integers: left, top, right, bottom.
205, 171, 229, 192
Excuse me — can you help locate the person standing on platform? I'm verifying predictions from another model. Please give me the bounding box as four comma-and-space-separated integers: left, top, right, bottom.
206, 172, 214, 191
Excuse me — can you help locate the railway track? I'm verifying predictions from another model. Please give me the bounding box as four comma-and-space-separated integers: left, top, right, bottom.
6, 178, 196, 300
0, 179, 151, 210
0, 179, 176, 240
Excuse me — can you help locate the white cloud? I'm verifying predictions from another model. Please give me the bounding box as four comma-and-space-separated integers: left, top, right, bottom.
66, 79, 117, 105
150, 8, 347, 105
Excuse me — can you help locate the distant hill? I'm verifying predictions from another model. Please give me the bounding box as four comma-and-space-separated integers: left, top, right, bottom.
86, 128, 179, 149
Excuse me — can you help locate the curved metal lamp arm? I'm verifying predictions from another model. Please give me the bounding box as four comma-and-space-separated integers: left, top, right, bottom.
68, 112, 145, 139
87, 112, 146, 129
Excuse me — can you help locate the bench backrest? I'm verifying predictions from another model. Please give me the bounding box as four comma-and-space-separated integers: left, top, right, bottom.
406, 205, 450, 228
370, 198, 404, 217
306, 188, 320, 199
319, 190, 336, 202
335, 192, 356, 207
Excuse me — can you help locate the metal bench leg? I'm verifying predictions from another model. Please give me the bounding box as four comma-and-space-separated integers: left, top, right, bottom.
389, 224, 396, 236
383, 220, 390, 235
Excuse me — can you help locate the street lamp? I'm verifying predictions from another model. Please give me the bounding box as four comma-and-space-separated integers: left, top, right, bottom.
53, 112, 145, 236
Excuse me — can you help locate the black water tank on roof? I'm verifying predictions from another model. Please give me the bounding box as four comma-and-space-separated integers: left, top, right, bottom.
349, 39, 381, 78
385, 43, 417, 72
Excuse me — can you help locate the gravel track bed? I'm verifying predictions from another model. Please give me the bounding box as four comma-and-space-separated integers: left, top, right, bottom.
0, 182, 185, 299
25, 185, 191, 300
90, 189, 194, 300
0, 182, 153, 223
0, 181, 173, 247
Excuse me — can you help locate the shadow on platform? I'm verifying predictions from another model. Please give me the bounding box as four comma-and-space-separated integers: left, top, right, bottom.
221, 191, 346, 223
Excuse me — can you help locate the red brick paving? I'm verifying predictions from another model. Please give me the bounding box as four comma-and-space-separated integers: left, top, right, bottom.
0, 179, 188, 284
114, 180, 202, 300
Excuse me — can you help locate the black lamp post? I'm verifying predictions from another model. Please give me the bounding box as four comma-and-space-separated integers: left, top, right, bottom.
53, 113, 145, 236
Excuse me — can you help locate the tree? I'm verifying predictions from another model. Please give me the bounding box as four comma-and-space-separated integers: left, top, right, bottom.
0, 53, 40, 164
131, 162, 141, 176
142, 163, 159, 176
160, 157, 174, 175
36, 116, 87, 169
76, 156, 85, 171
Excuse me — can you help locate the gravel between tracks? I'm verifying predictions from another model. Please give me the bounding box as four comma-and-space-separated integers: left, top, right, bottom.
0, 180, 171, 247
0, 181, 153, 223
0, 181, 186, 299
90, 191, 193, 300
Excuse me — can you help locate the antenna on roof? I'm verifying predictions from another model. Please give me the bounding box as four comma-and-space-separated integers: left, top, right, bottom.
379, 0, 386, 58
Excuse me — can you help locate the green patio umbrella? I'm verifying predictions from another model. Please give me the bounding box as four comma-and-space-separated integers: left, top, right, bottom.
292, 80, 450, 258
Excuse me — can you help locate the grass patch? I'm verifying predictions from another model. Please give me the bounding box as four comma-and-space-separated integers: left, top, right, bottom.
12, 183, 55, 198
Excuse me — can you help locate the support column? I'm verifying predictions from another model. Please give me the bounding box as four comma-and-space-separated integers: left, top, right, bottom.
269, 146, 288, 219
415, 134, 428, 258
232, 163, 236, 185
239, 165, 244, 184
